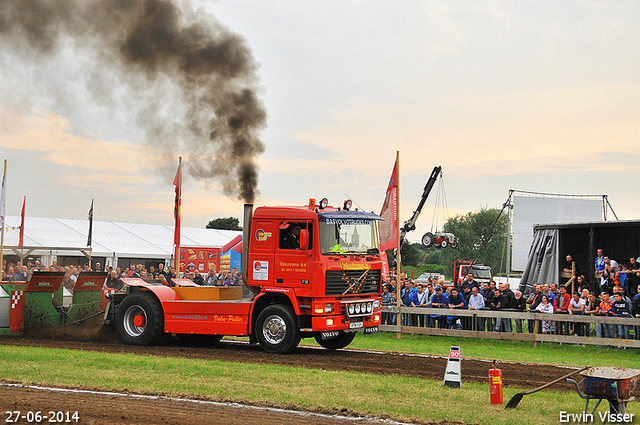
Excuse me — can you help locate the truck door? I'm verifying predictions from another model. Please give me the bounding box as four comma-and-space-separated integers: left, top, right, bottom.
275, 220, 313, 288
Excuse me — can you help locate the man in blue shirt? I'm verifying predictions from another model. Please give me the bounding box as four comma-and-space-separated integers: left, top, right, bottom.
429, 286, 448, 328
447, 287, 466, 329
401, 280, 418, 326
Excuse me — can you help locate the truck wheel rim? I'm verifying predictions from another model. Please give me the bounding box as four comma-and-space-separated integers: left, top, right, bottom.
123, 305, 147, 337
262, 314, 286, 345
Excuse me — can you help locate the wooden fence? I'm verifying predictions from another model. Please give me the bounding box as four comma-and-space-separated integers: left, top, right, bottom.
380, 306, 640, 348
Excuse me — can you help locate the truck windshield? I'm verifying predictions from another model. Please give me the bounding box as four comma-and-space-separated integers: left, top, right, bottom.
462, 266, 492, 279
319, 218, 379, 255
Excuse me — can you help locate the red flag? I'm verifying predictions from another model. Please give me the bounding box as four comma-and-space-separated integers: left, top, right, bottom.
173, 158, 182, 274
379, 157, 399, 253
19, 196, 25, 247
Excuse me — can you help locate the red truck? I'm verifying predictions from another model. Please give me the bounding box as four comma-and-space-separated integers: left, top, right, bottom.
452, 259, 492, 288
104, 199, 383, 354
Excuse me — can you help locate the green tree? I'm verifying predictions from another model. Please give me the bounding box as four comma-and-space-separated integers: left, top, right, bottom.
439, 207, 508, 276
206, 217, 243, 231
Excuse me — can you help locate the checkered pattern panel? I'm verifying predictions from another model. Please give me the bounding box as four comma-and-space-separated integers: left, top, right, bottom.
11, 291, 24, 309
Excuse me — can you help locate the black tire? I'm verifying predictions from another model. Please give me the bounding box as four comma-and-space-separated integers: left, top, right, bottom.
451, 242, 458, 249
178, 334, 223, 346
314, 331, 356, 350
422, 232, 434, 248
115, 292, 168, 346
440, 239, 448, 248
255, 305, 301, 354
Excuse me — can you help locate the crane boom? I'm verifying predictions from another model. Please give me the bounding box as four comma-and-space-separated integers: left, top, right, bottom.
399, 165, 441, 246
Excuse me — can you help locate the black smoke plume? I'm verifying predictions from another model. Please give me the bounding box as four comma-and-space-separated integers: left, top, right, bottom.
0, 0, 266, 203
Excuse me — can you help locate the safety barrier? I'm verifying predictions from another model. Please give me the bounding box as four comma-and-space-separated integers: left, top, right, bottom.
380, 306, 640, 348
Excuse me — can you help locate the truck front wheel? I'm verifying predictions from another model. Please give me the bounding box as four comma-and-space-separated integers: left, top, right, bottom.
116, 292, 168, 346
255, 305, 301, 354
314, 331, 356, 350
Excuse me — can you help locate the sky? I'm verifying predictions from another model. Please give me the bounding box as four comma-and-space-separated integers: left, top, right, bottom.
0, 0, 639, 244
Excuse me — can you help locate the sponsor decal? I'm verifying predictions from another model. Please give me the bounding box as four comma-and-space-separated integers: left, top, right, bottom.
82, 281, 97, 287
264, 287, 290, 293
170, 314, 243, 322
171, 314, 209, 320
253, 260, 269, 281
35, 281, 53, 287
339, 263, 371, 270
255, 229, 272, 241
324, 218, 373, 225
279, 261, 308, 273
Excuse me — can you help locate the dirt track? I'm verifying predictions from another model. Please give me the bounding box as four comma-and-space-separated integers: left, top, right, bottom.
0, 322, 615, 425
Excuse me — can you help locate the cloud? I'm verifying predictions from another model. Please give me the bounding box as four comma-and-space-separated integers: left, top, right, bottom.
0, 107, 147, 173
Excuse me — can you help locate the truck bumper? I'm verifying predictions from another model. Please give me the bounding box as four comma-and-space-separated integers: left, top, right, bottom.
311, 312, 381, 332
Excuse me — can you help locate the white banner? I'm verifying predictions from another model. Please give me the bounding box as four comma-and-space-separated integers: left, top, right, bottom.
512, 196, 603, 271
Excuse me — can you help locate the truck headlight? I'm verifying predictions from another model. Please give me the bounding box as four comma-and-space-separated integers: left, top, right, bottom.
324, 303, 333, 313
355, 303, 361, 314
348, 304, 355, 315
373, 300, 380, 309
366, 303, 372, 313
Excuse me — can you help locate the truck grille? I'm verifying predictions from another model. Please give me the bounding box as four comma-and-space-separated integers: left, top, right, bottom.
325, 269, 380, 296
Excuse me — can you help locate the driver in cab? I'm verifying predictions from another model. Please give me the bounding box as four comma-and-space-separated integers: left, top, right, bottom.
280, 223, 302, 249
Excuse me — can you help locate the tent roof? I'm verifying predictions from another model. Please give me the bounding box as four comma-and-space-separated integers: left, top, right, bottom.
2, 216, 241, 259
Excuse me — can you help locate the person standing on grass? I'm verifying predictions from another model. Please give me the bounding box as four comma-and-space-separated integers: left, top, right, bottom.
513, 290, 526, 333
568, 292, 586, 336
467, 285, 485, 331
535, 294, 555, 334
597, 292, 616, 339
446, 287, 465, 329
612, 292, 631, 339
429, 286, 448, 329
632, 288, 640, 340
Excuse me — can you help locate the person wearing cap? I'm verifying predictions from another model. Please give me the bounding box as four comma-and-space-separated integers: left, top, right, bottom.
280, 222, 302, 249
429, 286, 448, 328
446, 287, 466, 329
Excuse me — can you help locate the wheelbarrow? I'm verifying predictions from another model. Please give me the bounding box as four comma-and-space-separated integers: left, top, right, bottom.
565, 367, 640, 417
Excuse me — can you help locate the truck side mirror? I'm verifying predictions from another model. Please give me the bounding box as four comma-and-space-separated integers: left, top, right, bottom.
299, 229, 309, 250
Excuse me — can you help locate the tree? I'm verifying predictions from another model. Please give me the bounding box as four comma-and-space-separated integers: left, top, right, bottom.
206, 217, 242, 231
439, 207, 508, 276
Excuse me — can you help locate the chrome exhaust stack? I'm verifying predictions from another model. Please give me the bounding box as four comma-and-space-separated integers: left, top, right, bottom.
242, 204, 261, 293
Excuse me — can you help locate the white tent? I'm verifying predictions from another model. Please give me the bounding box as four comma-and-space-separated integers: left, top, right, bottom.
1, 215, 241, 266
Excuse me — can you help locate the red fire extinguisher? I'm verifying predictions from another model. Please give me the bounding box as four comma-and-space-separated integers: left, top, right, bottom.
489, 360, 503, 405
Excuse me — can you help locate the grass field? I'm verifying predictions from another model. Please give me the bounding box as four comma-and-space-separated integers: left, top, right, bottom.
2, 332, 639, 424
321, 332, 640, 369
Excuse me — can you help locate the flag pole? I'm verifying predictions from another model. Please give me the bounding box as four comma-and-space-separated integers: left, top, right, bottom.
19, 195, 26, 247
87, 199, 94, 269
0, 159, 6, 278
395, 151, 402, 339
174, 157, 182, 277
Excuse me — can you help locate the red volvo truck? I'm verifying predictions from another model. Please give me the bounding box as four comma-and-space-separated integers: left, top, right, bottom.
104, 199, 383, 353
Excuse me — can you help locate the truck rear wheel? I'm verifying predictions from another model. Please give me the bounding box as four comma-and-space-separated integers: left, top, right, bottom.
116, 292, 168, 346
314, 331, 356, 350
255, 305, 301, 354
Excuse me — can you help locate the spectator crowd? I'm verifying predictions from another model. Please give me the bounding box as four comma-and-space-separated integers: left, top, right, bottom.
381, 259, 640, 343
1, 259, 243, 293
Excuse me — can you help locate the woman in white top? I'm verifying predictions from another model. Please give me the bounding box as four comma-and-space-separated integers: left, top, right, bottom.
535, 294, 555, 334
